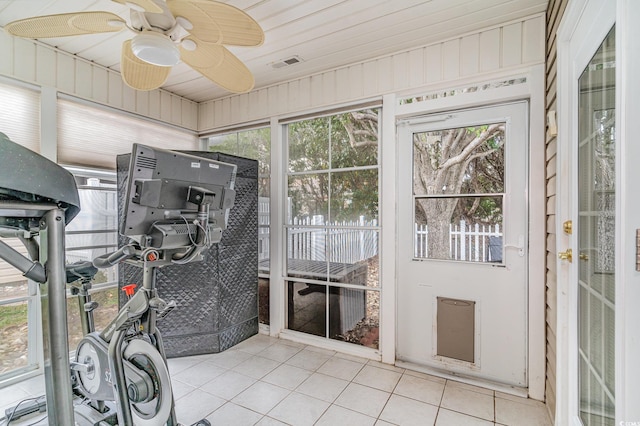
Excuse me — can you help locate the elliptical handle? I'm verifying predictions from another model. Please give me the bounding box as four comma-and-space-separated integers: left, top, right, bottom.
93, 245, 136, 268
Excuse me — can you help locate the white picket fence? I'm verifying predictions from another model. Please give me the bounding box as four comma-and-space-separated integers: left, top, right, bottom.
258, 198, 502, 264
415, 220, 502, 262
287, 216, 378, 264
259, 198, 380, 264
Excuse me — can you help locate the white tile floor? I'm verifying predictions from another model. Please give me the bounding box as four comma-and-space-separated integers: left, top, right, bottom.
0, 334, 552, 426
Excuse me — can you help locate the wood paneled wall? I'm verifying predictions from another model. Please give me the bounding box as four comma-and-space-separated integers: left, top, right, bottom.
0, 32, 198, 131
198, 14, 545, 132
0, 14, 545, 137
545, 0, 569, 421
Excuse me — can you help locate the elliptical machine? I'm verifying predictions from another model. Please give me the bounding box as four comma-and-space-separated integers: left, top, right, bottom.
0, 135, 237, 425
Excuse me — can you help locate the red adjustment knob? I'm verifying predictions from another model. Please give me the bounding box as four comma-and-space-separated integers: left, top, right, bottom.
122, 284, 137, 297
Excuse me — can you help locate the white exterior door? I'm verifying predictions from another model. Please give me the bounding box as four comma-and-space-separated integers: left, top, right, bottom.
556, 0, 640, 422
396, 102, 529, 388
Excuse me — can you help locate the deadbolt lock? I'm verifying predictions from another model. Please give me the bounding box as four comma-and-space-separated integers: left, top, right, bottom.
563, 220, 572, 235
558, 248, 573, 262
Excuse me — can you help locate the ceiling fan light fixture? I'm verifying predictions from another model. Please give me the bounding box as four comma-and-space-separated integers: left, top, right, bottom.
131, 33, 180, 67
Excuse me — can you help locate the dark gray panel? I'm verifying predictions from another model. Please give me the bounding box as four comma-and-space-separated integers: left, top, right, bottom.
116, 151, 258, 357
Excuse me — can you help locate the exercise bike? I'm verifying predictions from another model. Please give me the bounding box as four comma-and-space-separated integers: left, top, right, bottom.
0, 136, 237, 425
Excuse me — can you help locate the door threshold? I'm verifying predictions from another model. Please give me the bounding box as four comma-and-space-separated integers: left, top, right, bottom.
395, 360, 529, 399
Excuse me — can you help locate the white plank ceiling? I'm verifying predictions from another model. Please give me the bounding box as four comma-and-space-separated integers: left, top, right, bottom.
0, 0, 547, 103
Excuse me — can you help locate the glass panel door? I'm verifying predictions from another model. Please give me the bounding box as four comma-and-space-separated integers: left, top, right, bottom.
577, 26, 616, 426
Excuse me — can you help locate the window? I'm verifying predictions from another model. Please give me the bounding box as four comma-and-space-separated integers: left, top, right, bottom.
0, 168, 120, 381
0, 81, 40, 152
206, 127, 271, 324
64, 169, 119, 349
0, 81, 41, 381
285, 107, 380, 349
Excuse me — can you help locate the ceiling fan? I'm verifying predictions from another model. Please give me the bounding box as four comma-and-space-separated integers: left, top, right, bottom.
4, 0, 264, 93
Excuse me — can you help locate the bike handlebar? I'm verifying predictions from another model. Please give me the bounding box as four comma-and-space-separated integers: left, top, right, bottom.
92, 245, 136, 268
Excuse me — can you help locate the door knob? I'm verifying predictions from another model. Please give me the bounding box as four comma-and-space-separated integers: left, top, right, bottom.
579, 252, 589, 261
558, 248, 572, 262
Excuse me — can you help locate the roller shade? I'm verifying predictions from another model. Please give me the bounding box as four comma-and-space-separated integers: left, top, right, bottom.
0, 81, 40, 153
57, 99, 198, 169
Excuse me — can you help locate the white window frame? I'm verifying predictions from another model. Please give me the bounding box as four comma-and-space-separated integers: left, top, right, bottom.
276, 105, 383, 357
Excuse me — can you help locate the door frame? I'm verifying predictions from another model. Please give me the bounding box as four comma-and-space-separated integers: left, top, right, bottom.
383, 65, 547, 399
556, 0, 640, 422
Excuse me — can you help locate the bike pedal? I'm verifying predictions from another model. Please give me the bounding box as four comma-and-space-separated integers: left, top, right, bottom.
156, 300, 177, 320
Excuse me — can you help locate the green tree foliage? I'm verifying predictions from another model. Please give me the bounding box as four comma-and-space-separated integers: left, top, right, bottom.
208, 127, 271, 197
288, 109, 379, 223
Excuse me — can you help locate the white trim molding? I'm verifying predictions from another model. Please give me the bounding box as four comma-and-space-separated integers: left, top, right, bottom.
393, 65, 546, 400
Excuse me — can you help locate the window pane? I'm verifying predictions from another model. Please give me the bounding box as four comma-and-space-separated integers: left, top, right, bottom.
65, 176, 119, 284
286, 250, 328, 280
577, 26, 616, 425
259, 278, 270, 325
326, 228, 379, 288
288, 174, 328, 224
208, 128, 272, 328
330, 109, 379, 168
330, 288, 379, 349
208, 133, 239, 155
413, 124, 505, 196
287, 281, 326, 337
0, 82, 40, 153
258, 196, 271, 267
288, 117, 329, 172
209, 128, 271, 167
0, 240, 30, 302
414, 196, 503, 262
243, 128, 271, 168
259, 177, 270, 199
0, 300, 29, 374
330, 169, 378, 223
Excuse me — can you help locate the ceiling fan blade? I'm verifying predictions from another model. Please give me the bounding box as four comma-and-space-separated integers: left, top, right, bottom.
180, 37, 254, 93
167, 0, 264, 46
111, 0, 162, 13
5, 12, 125, 39
121, 40, 171, 91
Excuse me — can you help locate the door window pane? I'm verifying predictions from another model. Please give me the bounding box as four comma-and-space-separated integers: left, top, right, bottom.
577, 25, 615, 425
413, 124, 505, 196
414, 197, 503, 262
